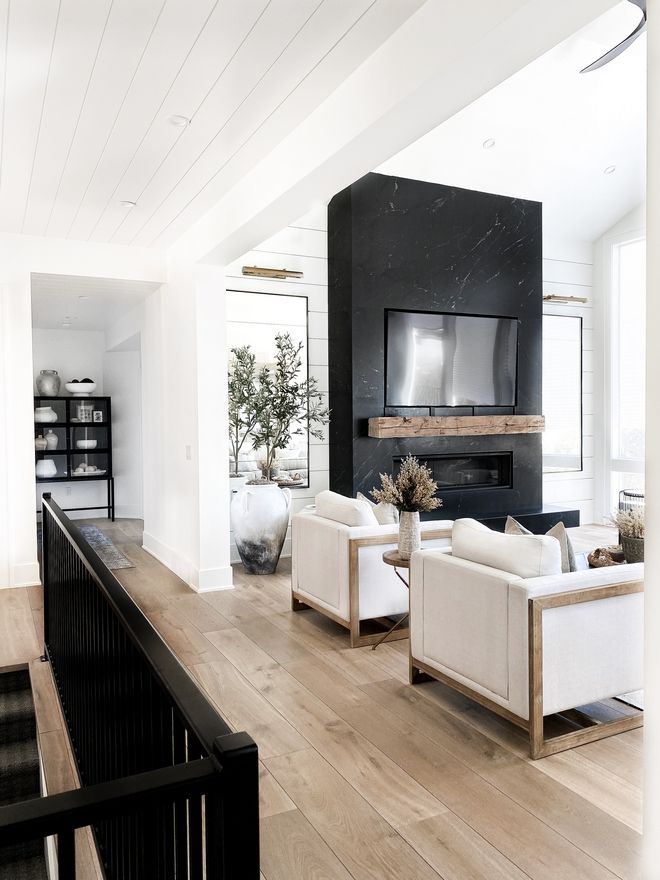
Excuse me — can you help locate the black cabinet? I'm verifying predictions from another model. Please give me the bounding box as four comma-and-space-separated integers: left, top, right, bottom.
34, 396, 114, 520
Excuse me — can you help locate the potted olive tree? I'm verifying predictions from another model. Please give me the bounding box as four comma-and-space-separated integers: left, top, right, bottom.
230, 333, 330, 575
228, 345, 259, 480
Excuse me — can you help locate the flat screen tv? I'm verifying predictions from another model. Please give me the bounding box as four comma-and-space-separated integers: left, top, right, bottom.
386, 309, 518, 407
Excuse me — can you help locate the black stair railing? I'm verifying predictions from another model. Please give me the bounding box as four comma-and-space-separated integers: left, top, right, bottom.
0, 494, 259, 879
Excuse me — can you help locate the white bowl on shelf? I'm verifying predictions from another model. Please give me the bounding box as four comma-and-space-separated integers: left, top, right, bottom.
75, 439, 97, 450
65, 382, 96, 397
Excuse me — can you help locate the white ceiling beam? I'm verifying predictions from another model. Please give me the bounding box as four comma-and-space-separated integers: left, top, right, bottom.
169, 0, 618, 266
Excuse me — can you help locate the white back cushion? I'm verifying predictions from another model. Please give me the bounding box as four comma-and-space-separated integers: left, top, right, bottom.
356, 491, 399, 525
315, 490, 378, 527
452, 518, 562, 578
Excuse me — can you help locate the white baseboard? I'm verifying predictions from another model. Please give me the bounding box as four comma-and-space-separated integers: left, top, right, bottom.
142, 532, 196, 589
9, 561, 40, 588
195, 566, 234, 592
142, 533, 234, 592
114, 504, 143, 520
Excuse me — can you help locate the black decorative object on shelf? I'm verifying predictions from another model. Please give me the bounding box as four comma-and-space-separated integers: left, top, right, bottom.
33, 395, 114, 520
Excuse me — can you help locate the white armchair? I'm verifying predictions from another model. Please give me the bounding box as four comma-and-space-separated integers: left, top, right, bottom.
292, 507, 453, 647
410, 519, 643, 758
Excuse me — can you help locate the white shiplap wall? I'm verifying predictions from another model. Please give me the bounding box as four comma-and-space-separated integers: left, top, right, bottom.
542, 238, 596, 525
225, 205, 329, 562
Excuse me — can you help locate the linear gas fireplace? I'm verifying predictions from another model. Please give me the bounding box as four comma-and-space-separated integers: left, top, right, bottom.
393, 452, 513, 493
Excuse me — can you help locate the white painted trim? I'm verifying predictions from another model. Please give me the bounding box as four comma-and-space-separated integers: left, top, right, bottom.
114, 505, 143, 520
142, 532, 196, 589
143, 532, 234, 593
194, 568, 234, 592
645, 6, 660, 872
9, 561, 41, 589
599, 225, 645, 519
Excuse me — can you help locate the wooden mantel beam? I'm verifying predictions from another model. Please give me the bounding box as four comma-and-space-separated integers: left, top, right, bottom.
368, 415, 545, 439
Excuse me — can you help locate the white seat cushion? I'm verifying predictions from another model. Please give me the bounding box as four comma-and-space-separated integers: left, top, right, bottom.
315, 490, 378, 527
452, 518, 562, 579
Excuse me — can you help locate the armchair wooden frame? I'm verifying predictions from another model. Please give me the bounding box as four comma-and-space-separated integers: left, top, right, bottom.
411, 578, 643, 759
292, 527, 452, 648
528, 579, 643, 758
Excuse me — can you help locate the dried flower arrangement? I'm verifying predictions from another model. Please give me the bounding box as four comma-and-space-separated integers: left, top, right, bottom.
371, 455, 442, 513
610, 507, 645, 539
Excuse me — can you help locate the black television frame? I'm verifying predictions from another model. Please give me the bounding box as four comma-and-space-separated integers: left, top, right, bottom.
384, 307, 520, 410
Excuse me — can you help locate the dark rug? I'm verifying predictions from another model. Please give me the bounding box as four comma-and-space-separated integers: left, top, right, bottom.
36, 524, 134, 570
78, 526, 135, 570
0, 669, 48, 880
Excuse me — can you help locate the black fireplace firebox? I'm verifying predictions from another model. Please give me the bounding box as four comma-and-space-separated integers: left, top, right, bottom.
393, 452, 513, 493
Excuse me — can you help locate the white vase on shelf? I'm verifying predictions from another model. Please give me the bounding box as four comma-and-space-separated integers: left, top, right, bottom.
36, 459, 57, 479
45, 430, 58, 450
34, 407, 57, 423
35, 370, 60, 396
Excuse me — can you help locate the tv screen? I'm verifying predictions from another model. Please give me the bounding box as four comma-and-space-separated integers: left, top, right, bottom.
386, 310, 518, 407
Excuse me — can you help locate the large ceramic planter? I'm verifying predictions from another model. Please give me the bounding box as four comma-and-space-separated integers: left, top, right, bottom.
231, 483, 292, 575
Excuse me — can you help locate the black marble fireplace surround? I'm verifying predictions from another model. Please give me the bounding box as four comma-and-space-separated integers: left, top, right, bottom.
328, 172, 577, 528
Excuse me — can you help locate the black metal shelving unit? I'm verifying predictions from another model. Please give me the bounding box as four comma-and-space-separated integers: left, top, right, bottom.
34, 395, 114, 520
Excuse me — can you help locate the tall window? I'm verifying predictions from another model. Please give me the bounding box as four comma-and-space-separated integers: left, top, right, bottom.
542, 314, 582, 472
610, 237, 646, 506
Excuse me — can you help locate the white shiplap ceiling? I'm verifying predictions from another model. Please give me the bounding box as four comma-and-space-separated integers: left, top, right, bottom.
379, 1, 646, 242
31, 273, 161, 329
0, 0, 424, 249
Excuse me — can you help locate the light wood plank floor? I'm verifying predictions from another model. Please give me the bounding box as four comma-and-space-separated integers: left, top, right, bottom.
1, 520, 642, 880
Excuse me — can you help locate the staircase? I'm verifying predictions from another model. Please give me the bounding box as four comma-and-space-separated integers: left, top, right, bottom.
0, 669, 47, 880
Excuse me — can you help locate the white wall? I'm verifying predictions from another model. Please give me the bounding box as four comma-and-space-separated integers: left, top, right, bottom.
103, 348, 143, 520
32, 328, 105, 392
542, 237, 596, 524
224, 205, 329, 562
119, 262, 233, 591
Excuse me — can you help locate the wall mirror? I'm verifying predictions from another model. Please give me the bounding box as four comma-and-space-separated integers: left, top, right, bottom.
542, 313, 583, 473
226, 289, 310, 487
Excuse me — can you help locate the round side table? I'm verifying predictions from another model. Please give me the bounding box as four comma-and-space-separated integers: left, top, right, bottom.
372, 550, 411, 650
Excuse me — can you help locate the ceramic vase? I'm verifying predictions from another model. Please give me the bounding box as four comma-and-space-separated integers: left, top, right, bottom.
35, 459, 57, 479
398, 511, 421, 560
230, 483, 292, 575
621, 535, 644, 564
34, 407, 57, 423
36, 370, 61, 396
45, 429, 58, 450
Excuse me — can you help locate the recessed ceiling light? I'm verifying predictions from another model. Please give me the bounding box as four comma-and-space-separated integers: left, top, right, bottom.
61, 321, 71, 328
604, 165, 616, 175
482, 138, 496, 150
119, 199, 136, 208
169, 115, 191, 127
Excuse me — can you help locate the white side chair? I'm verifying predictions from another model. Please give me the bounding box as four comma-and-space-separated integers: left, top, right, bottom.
292, 506, 453, 647
409, 519, 643, 758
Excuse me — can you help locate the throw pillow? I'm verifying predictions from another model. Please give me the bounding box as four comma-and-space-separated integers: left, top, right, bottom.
452, 518, 562, 578
356, 491, 399, 525
315, 490, 378, 527
505, 516, 577, 574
